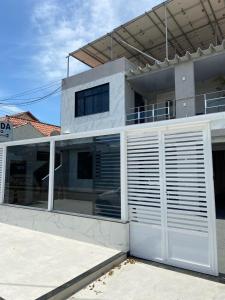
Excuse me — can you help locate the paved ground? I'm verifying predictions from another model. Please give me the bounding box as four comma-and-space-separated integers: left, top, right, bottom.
0, 222, 118, 300
72, 259, 225, 300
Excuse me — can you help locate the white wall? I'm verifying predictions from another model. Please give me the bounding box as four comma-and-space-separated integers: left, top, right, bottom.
0, 205, 129, 251
61, 58, 135, 134
15, 124, 43, 140
1, 124, 43, 142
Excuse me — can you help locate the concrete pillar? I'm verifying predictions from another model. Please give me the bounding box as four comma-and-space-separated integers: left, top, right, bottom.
175, 61, 196, 118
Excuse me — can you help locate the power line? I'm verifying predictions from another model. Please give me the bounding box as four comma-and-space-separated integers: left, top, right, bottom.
0, 86, 61, 107
0, 86, 61, 102
0, 79, 61, 102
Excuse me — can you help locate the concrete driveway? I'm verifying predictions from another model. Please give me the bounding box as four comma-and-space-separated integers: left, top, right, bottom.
0, 222, 118, 300
72, 259, 225, 300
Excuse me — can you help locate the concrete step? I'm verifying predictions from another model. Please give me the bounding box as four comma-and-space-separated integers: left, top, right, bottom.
36, 252, 127, 300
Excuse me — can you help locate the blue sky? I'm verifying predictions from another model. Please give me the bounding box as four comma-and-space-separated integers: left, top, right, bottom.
0, 0, 160, 125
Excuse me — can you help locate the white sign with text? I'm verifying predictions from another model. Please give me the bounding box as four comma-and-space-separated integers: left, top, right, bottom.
0, 122, 13, 141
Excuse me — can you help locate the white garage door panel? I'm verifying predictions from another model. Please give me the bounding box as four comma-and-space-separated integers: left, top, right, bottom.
128, 131, 163, 262
164, 128, 213, 272
130, 222, 163, 261
128, 125, 218, 275
167, 229, 209, 267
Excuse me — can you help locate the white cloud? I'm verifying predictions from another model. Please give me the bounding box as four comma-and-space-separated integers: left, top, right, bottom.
31, 0, 161, 80
0, 89, 23, 116
0, 105, 23, 116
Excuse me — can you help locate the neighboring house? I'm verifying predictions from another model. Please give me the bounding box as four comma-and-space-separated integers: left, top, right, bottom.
0, 111, 60, 140
0, 0, 225, 279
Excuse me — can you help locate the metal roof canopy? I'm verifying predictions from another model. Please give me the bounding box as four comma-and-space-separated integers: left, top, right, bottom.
69, 0, 225, 68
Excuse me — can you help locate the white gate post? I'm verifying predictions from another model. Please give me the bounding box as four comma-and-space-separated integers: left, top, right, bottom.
120, 130, 128, 222
204, 124, 218, 275
0, 146, 7, 204
48, 140, 55, 211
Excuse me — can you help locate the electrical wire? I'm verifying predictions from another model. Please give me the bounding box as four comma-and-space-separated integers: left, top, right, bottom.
0, 86, 61, 107
0, 79, 61, 102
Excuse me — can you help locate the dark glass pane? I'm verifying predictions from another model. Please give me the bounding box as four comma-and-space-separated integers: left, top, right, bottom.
76, 98, 85, 117
93, 94, 100, 114
101, 84, 109, 93
4, 143, 50, 209
99, 93, 107, 112
85, 95, 94, 115
53, 134, 121, 219
75, 83, 109, 117
102, 91, 109, 111
77, 152, 93, 179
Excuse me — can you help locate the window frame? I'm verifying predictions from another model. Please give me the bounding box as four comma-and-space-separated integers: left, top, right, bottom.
75, 83, 110, 117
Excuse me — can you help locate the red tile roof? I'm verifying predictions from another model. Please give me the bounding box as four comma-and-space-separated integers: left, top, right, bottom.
10, 111, 40, 122
0, 112, 60, 137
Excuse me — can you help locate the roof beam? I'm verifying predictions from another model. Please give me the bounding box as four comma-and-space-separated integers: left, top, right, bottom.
199, 0, 216, 38
88, 44, 111, 61
120, 25, 158, 60
126, 16, 225, 61
112, 32, 147, 66
152, 10, 186, 55
121, 26, 145, 49
145, 12, 183, 56
119, 39, 160, 63
81, 48, 106, 65
206, 0, 223, 42
166, 6, 196, 52
118, 30, 149, 65
164, 5, 169, 59
73, 15, 225, 68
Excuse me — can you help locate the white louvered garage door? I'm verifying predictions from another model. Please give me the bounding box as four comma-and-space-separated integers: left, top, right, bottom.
128, 125, 218, 275
128, 131, 164, 261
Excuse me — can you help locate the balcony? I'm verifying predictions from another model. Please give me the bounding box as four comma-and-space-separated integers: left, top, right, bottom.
126, 90, 225, 125
126, 100, 175, 125
196, 90, 225, 115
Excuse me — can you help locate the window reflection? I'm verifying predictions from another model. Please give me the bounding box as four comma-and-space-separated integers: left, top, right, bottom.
54, 134, 121, 219
4, 143, 50, 209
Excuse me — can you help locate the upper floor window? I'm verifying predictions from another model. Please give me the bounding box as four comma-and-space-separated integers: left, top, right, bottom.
75, 83, 109, 117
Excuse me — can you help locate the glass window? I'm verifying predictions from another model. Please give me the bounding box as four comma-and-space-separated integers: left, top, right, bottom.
4, 143, 50, 209
53, 134, 121, 219
77, 152, 93, 179
75, 83, 109, 117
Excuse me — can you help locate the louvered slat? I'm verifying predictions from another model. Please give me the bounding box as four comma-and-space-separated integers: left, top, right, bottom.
165, 130, 209, 233
127, 132, 161, 226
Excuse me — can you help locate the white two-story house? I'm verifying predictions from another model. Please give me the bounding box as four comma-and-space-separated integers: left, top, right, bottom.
0, 0, 225, 278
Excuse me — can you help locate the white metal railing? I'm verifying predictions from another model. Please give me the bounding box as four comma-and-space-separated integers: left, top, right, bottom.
126, 100, 174, 125
126, 90, 225, 124
203, 90, 225, 114
194, 90, 225, 115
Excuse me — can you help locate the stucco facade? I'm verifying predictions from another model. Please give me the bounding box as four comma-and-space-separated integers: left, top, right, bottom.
61, 58, 135, 134
62, 49, 225, 135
